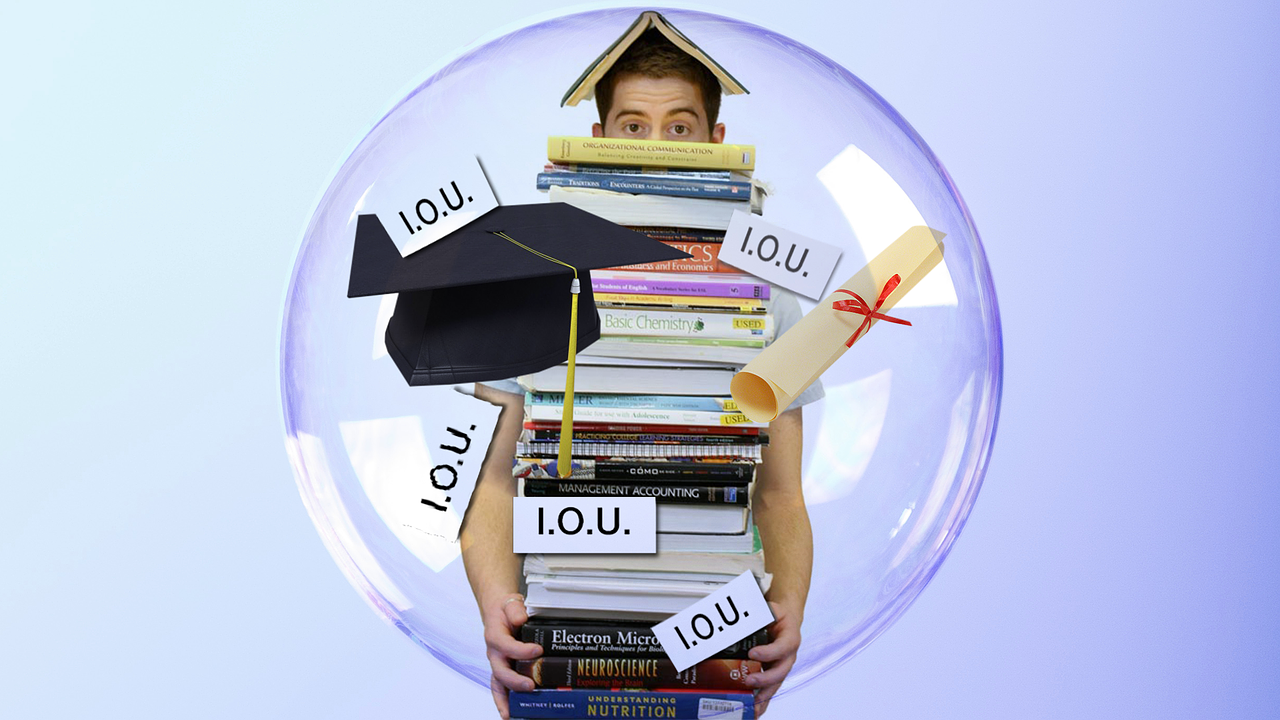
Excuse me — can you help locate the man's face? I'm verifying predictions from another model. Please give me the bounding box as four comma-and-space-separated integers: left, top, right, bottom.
593, 75, 725, 143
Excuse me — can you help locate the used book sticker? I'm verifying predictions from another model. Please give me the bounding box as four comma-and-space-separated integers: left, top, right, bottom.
652, 570, 774, 672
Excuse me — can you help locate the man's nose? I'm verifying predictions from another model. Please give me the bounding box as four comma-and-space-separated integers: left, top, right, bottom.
645, 127, 664, 141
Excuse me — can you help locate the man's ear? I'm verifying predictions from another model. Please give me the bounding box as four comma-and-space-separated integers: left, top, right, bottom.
711, 123, 725, 144
592, 123, 604, 138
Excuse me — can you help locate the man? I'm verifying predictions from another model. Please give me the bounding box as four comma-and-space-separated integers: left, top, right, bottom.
460, 28, 817, 719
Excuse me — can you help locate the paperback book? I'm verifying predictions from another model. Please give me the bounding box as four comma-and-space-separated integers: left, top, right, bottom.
590, 270, 770, 299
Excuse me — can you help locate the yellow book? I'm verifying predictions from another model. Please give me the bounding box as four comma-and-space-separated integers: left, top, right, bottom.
594, 292, 766, 313
548, 136, 755, 172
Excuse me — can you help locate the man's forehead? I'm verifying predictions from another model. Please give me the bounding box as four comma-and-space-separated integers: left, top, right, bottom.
608, 75, 707, 118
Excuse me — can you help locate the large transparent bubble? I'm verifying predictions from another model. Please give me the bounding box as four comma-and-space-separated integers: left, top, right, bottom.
281, 7, 1001, 696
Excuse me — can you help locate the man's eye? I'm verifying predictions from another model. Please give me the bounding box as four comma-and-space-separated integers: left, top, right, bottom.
670, 125, 689, 136
624, 123, 643, 134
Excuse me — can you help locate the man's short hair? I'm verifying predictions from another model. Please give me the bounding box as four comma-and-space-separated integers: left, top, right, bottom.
595, 29, 721, 127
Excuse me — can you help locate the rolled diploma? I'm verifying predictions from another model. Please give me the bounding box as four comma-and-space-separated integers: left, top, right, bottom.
730, 226, 946, 422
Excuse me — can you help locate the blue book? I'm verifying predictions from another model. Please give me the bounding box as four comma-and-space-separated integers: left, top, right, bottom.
536, 171, 754, 200
526, 392, 736, 412
508, 689, 755, 719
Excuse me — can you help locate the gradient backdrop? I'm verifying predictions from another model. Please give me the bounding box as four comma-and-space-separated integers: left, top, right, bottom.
1, 1, 1277, 718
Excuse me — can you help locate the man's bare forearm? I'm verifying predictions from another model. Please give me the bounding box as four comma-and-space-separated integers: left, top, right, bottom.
752, 408, 813, 618
460, 384, 526, 611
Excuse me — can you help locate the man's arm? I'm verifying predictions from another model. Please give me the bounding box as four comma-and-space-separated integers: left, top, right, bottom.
745, 407, 812, 715
460, 383, 542, 719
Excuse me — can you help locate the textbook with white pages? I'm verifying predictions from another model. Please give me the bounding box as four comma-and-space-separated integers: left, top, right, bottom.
517, 361, 738, 396
548, 185, 762, 230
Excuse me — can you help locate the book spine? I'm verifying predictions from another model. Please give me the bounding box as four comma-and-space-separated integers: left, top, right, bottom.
525, 404, 759, 427
595, 291, 766, 312
603, 240, 735, 274
595, 336, 767, 349
523, 421, 762, 436
628, 227, 728, 243
526, 430, 768, 445
516, 442, 763, 461
546, 163, 736, 180
586, 340, 764, 365
516, 458, 756, 482
548, 136, 756, 171
521, 479, 750, 505
590, 275, 770, 299
526, 392, 737, 412
519, 624, 768, 659
599, 308, 773, 339
536, 172, 754, 200
595, 459, 755, 481
515, 657, 761, 690
508, 690, 755, 719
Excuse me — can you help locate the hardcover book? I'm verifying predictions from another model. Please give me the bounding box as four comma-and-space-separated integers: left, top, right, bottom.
585, 337, 766, 365
598, 307, 774, 340
548, 136, 755, 172
507, 689, 755, 719
545, 163, 747, 181
596, 291, 765, 311
536, 171, 757, 201
549, 186, 757, 230
520, 620, 768, 659
520, 479, 750, 505
515, 656, 761, 690
517, 363, 739, 396
600, 242, 739, 274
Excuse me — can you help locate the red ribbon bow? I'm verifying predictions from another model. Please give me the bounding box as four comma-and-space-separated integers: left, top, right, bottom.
832, 274, 912, 348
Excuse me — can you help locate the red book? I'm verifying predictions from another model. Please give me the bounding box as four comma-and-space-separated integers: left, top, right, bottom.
515, 657, 761, 690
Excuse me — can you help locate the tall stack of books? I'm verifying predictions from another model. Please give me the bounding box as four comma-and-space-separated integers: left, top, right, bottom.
507, 137, 773, 720
543, 135, 772, 365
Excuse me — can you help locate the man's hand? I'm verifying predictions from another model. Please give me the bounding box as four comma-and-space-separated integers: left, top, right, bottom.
482, 593, 543, 719
745, 600, 803, 716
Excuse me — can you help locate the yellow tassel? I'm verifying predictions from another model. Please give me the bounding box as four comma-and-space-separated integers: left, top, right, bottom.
489, 231, 580, 479
560, 284, 579, 478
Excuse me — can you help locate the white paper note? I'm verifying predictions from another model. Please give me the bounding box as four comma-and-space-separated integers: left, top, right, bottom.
719, 211, 844, 300
339, 391, 502, 567
652, 571, 773, 672
512, 497, 657, 554
359, 152, 499, 256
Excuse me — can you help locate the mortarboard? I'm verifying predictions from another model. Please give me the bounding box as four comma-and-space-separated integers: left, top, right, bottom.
349, 202, 688, 477
348, 202, 688, 387
561, 10, 748, 108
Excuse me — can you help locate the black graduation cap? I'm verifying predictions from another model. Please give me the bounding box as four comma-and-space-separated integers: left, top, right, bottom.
348, 202, 689, 387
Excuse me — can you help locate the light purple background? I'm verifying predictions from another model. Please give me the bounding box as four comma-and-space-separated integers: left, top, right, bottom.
2, 1, 1276, 718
